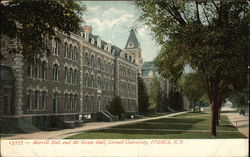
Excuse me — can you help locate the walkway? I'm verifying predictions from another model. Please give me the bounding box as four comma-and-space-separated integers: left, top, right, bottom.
221, 107, 249, 137
0, 111, 187, 140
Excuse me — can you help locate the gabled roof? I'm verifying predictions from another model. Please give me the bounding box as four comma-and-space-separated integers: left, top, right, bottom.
124, 29, 140, 49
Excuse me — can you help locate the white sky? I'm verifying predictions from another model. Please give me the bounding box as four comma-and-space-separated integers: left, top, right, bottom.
80, 1, 161, 62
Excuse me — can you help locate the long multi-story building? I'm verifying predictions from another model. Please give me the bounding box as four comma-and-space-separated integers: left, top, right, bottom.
0, 27, 143, 131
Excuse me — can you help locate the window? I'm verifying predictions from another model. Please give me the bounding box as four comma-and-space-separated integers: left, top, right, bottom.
68, 44, 72, 59
33, 65, 38, 78
98, 58, 101, 70
85, 53, 90, 66
34, 91, 39, 109
91, 74, 94, 87
27, 90, 32, 109
64, 42, 68, 57
74, 94, 77, 109
91, 55, 94, 67
64, 67, 68, 83
41, 91, 47, 109
41, 61, 47, 79
69, 68, 73, 83
53, 64, 59, 81
74, 69, 77, 84
85, 73, 88, 86
28, 66, 32, 77
85, 95, 88, 109
53, 40, 59, 55
65, 93, 68, 109
70, 94, 73, 109
73, 46, 77, 60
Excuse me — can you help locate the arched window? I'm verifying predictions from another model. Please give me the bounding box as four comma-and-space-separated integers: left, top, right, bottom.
85, 95, 88, 109
73, 46, 77, 60
68, 44, 72, 58
41, 61, 47, 79
98, 58, 101, 70
97, 76, 101, 89
91, 55, 94, 67
28, 65, 32, 77
88, 74, 91, 87
74, 94, 77, 109
69, 68, 73, 83
65, 93, 68, 109
85, 73, 88, 86
64, 67, 68, 83
70, 94, 73, 109
85, 53, 89, 65
53, 64, 59, 81
34, 90, 39, 109
64, 42, 68, 57
91, 96, 94, 110
74, 69, 77, 84
26, 90, 32, 109
91, 74, 94, 87
40, 91, 47, 109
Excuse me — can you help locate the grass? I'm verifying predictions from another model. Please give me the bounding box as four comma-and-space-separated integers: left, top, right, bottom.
142, 112, 171, 117
66, 112, 246, 139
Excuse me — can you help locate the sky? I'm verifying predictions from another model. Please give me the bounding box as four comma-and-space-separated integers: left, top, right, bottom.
79, 1, 161, 62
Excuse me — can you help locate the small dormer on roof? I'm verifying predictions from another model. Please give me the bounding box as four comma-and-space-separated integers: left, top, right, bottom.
125, 29, 140, 49
96, 37, 101, 48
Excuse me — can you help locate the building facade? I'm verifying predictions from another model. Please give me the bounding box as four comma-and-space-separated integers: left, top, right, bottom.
0, 27, 140, 131
141, 61, 189, 112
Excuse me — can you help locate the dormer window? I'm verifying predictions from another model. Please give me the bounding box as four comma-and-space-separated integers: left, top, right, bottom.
129, 55, 132, 61
125, 53, 128, 59
91, 38, 95, 44
107, 44, 111, 52
128, 42, 134, 48
104, 45, 108, 51
97, 38, 101, 48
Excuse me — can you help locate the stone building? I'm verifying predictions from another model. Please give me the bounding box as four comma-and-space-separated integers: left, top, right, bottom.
0, 27, 140, 132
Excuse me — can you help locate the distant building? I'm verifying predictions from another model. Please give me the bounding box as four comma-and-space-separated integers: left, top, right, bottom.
141, 61, 189, 111
0, 27, 141, 132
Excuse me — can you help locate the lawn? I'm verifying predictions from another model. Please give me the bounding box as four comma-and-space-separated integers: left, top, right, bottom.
66, 112, 246, 139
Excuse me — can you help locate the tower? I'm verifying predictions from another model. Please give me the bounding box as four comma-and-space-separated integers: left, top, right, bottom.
124, 29, 143, 70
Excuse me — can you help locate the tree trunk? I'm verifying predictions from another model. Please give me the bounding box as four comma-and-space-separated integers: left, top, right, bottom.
216, 97, 223, 126
211, 94, 219, 137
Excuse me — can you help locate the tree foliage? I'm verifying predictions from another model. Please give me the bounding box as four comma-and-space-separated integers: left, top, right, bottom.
138, 77, 149, 114
179, 72, 206, 109
136, 1, 249, 137
108, 96, 125, 120
1, 0, 85, 63
148, 77, 162, 111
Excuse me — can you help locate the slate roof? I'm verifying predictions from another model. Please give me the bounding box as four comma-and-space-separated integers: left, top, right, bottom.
124, 29, 140, 49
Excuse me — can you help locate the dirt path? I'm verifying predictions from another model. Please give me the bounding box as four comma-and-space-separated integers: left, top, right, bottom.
1, 111, 187, 140
221, 107, 249, 137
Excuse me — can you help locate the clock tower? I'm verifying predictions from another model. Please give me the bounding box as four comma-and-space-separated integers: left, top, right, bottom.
124, 29, 143, 70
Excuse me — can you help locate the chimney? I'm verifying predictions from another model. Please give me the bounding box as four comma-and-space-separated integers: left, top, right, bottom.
82, 26, 92, 34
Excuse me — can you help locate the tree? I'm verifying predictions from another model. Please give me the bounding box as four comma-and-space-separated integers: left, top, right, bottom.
148, 77, 161, 112
138, 77, 149, 114
1, 0, 86, 63
108, 96, 125, 120
178, 72, 206, 112
136, 1, 249, 137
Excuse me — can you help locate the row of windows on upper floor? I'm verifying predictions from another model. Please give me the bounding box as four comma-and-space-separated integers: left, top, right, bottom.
84, 53, 114, 74
83, 73, 114, 91
120, 65, 137, 81
27, 62, 79, 85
